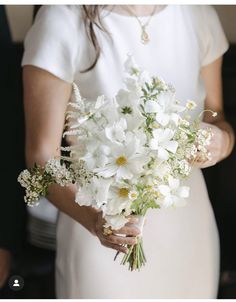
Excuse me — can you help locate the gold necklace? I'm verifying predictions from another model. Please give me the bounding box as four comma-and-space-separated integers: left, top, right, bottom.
123, 6, 157, 45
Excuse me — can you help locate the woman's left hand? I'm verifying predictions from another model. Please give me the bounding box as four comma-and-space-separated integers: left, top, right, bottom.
194, 122, 229, 169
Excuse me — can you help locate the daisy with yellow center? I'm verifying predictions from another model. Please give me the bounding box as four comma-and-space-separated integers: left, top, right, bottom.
116, 156, 128, 166
104, 185, 132, 216
94, 137, 148, 180
128, 190, 138, 201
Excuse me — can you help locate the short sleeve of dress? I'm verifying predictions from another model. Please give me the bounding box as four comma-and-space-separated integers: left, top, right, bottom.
21, 5, 80, 83
200, 6, 229, 67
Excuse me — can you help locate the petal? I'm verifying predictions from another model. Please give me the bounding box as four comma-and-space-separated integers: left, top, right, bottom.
168, 176, 180, 190
104, 215, 128, 230
116, 166, 133, 180
94, 165, 117, 178
96, 155, 109, 168
155, 112, 170, 126
158, 147, 169, 160
158, 185, 170, 196
125, 138, 138, 158
144, 100, 160, 113
149, 139, 159, 150
176, 186, 190, 198
163, 196, 174, 208
170, 113, 180, 125
95, 95, 105, 109
162, 140, 178, 154
161, 128, 175, 141
75, 188, 93, 206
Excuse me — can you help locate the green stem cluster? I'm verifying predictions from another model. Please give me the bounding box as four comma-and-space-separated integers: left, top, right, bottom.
120, 237, 146, 271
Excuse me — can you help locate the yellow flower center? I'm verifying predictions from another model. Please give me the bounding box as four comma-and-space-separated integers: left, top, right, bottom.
130, 192, 137, 199
154, 191, 161, 198
116, 156, 127, 166
118, 188, 129, 198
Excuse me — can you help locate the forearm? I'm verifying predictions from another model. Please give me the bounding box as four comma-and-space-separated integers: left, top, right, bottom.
212, 119, 235, 159
47, 183, 98, 236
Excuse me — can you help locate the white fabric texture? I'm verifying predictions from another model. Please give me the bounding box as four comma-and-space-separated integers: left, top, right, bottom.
22, 5, 229, 299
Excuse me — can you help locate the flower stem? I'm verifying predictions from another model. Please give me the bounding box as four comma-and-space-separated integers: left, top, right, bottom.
118, 237, 146, 271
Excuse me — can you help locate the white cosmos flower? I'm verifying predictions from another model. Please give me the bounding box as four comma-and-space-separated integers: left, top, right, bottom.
80, 140, 110, 170
158, 176, 190, 208
149, 128, 178, 160
126, 108, 145, 130
103, 185, 132, 216
98, 97, 120, 124
75, 177, 112, 209
145, 91, 185, 126
116, 89, 141, 108
138, 70, 152, 86
156, 91, 185, 126
94, 137, 148, 180
152, 159, 171, 179
118, 105, 145, 131
105, 118, 127, 143
124, 76, 142, 94
104, 214, 129, 230
144, 100, 162, 114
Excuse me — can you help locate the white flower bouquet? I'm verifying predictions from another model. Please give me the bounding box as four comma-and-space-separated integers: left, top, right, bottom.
18, 56, 215, 271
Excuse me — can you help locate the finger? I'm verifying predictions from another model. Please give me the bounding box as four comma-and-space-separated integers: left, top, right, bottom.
105, 234, 137, 246
127, 215, 139, 224
101, 240, 128, 254
193, 158, 216, 169
97, 211, 106, 225
95, 212, 106, 235
113, 225, 140, 237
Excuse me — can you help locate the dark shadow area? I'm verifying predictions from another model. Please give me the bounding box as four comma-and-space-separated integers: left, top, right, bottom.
203, 44, 236, 299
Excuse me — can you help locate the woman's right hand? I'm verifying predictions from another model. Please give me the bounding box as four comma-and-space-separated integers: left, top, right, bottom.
93, 212, 141, 254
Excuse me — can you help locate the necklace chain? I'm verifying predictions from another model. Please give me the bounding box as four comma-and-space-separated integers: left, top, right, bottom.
123, 6, 158, 45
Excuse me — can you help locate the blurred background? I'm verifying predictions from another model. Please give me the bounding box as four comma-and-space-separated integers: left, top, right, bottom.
0, 4, 235, 299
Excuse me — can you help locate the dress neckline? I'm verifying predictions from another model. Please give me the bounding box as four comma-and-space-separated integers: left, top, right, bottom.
102, 5, 170, 20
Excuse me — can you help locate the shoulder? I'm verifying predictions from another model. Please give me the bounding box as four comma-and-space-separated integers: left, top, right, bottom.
177, 5, 228, 66
178, 5, 220, 29
179, 5, 216, 17
22, 5, 84, 83
34, 5, 83, 32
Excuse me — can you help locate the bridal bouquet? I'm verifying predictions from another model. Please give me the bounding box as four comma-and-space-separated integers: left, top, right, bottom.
18, 56, 215, 271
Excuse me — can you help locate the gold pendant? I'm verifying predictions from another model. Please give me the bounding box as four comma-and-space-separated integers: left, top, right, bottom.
141, 26, 150, 44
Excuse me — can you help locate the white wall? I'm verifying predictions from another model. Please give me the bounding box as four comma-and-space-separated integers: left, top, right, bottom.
4, 5, 236, 43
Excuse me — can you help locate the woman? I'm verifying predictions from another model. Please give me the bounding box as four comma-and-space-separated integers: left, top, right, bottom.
22, 5, 235, 298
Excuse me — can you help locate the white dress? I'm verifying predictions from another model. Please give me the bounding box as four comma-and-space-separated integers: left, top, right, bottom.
22, 5, 229, 298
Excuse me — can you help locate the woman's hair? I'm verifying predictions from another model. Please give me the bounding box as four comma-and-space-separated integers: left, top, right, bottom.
81, 5, 108, 72
34, 5, 108, 73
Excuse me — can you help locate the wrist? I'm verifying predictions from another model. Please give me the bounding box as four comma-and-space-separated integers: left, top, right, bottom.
77, 206, 99, 236
221, 129, 231, 159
